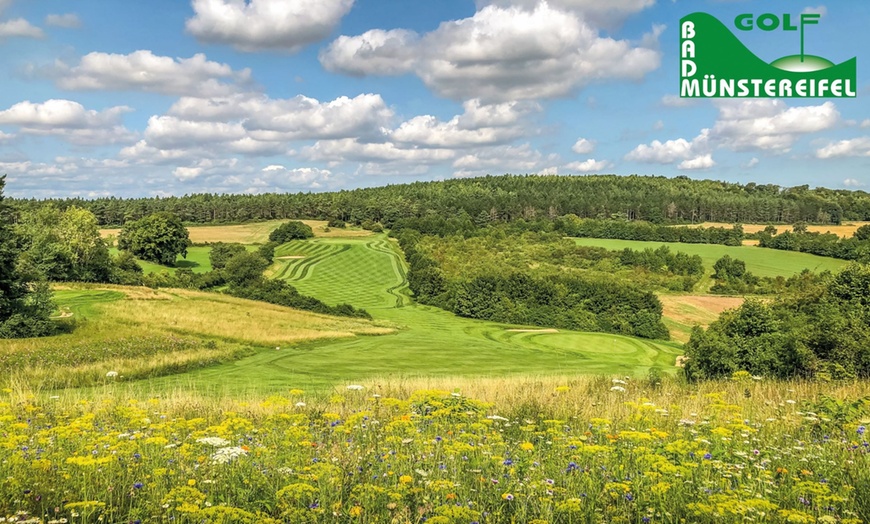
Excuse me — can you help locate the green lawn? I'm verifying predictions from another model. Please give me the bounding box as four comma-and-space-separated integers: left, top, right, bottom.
571, 238, 847, 278
151, 236, 681, 393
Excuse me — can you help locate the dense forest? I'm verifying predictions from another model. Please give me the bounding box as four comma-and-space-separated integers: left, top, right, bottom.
10, 175, 870, 226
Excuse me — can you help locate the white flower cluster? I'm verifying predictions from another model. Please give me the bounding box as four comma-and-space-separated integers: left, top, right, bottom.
610, 378, 628, 392
196, 437, 230, 447
211, 446, 248, 465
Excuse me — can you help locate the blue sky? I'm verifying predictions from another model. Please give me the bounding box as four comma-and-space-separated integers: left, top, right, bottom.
0, 0, 867, 198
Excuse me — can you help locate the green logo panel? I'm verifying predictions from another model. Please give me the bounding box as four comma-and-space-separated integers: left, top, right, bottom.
680, 12, 856, 98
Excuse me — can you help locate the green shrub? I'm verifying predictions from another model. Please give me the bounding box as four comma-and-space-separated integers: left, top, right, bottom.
269, 221, 314, 243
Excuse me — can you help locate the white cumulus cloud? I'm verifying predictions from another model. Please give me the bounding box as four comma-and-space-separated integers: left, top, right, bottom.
626, 131, 710, 164
391, 99, 538, 148
678, 154, 715, 170
564, 158, 611, 172
712, 100, 839, 152
243, 93, 394, 141
320, 29, 419, 76
321, 2, 661, 103
0, 99, 134, 145
816, 137, 870, 158
476, 0, 656, 27
252, 165, 333, 189
53, 51, 251, 96
186, 0, 354, 52
628, 100, 839, 168
0, 18, 42, 38
571, 138, 595, 154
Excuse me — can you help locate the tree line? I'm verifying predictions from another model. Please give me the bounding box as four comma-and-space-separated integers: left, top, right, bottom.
758, 225, 870, 262
554, 216, 745, 245
396, 226, 673, 340
10, 174, 870, 226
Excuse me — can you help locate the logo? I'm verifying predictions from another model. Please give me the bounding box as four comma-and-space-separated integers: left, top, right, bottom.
680, 12, 857, 98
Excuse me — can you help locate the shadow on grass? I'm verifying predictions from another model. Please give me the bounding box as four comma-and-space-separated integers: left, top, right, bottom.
174, 260, 201, 269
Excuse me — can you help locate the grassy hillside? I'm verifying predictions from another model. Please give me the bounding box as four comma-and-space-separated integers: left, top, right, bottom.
572, 237, 847, 278
0, 285, 391, 389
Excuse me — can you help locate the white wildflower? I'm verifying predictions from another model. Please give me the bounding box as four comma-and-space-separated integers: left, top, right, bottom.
197, 437, 231, 447
211, 446, 247, 464
486, 415, 509, 421
295, 402, 306, 408
106, 371, 119, 378
346, 384, 364, 391
612, 379, 627, 385
610, 386, 626, 392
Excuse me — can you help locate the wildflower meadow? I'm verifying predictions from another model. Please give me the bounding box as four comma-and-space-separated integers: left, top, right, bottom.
1, 375, 868, 524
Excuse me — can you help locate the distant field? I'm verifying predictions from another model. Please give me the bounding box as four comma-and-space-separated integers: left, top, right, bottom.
571, 237, 847, 278
659, 295, 744, 343
691, 221, 870, 238
0, 285, 391, 389
100, 219, 372, 244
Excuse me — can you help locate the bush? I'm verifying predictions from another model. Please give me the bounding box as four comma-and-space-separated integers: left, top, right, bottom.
223, 252, 271, 287
257, 242, 279, 263
327, 219, 346, 228
685, 266, 870, 380
209, 243, 247, 270
269, 221, 314, 243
